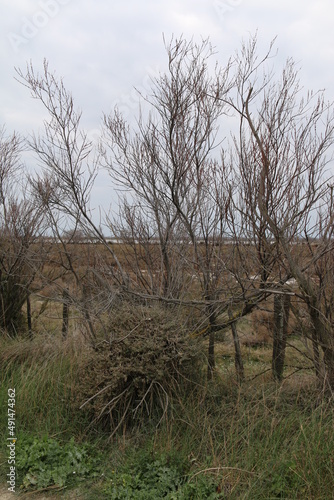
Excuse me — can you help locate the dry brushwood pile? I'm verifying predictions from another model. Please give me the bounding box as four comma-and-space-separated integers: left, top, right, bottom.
75, 303, 204, 434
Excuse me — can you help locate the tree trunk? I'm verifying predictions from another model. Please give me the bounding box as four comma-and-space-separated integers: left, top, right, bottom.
231, 321, 244, 382
207, 330, 215, 381
323, 345, 334, 393
82, 283, 96, 343
228, 309, 244, 382
308, 304, 334, 392
207, 301, 217, 381
311, 328, 323, 383
272, 293, 291, 382
62, 288, 69, 339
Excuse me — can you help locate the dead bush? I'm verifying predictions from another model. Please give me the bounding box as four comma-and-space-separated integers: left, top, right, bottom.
74, 302, 204, 436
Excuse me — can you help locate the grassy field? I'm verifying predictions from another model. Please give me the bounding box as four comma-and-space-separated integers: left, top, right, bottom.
0, 298, 333, 499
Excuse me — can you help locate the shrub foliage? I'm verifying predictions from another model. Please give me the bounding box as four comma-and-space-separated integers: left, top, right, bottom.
75, 303, 204, 434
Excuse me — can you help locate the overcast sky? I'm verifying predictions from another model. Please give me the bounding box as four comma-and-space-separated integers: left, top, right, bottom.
1, 0, 334, 212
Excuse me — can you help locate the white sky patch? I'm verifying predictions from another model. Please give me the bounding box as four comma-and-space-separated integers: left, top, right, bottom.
1, 0, 333, 213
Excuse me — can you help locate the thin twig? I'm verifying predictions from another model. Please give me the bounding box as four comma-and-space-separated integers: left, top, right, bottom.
247, 367, 272, 381
79, 382, 115, 409
132, 381, 154, 417
154, 381, 169, 427
188, 466, 257, 482
21, 485, 66, 497
109, 397, 132, 440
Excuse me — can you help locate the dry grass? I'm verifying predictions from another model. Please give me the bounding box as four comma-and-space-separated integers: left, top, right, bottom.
1, 293, 333, 498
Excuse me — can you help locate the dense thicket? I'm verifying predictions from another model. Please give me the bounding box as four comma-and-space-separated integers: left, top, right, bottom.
2, 34, 334, 391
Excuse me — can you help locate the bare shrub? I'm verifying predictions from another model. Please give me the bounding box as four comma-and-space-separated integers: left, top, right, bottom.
75, 303, 204, 435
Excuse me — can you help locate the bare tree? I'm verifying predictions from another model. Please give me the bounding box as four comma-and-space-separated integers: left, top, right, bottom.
102, 37, 236, 379
16, 61, 132, 342
226, 34, 334, 389
16, 61, 127, 285
16, 36, 334, 390
0, 127, 46, 335
102, 36, 280, 380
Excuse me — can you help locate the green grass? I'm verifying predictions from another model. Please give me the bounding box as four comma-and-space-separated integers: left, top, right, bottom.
0, 334, 91, 439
